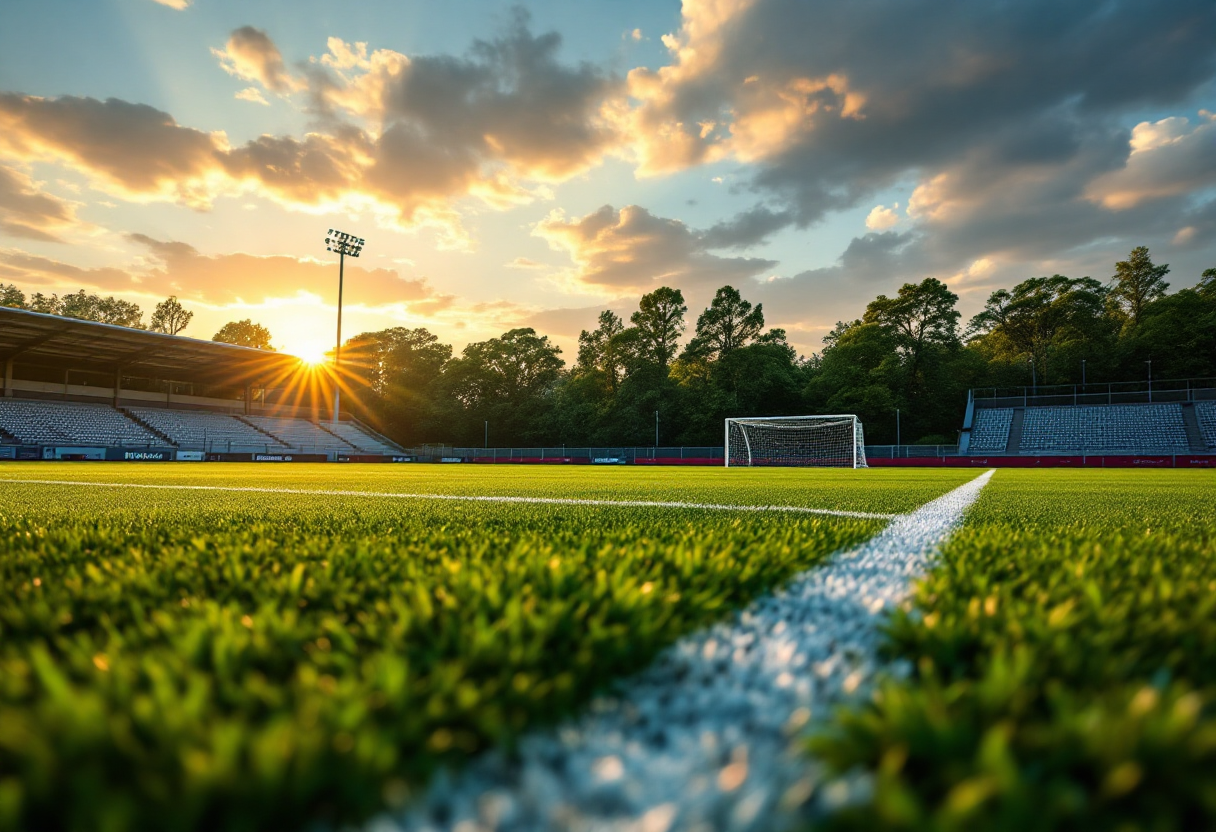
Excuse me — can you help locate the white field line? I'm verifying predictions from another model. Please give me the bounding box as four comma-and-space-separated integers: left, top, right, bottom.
369, 469, 995, 832
0, 479, 899, 521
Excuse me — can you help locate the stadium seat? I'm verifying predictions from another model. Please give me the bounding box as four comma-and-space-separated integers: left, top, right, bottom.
1196, 402, 1216, 450
0, 399, 162, 447
1019, 403, 1189, 454
128, 407, 287, 453
969, 408, 1013, 453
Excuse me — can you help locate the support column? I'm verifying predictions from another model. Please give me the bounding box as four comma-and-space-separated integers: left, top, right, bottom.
3, 358, 12, 397
113, 367, 122, 407
244, 384, 252, 416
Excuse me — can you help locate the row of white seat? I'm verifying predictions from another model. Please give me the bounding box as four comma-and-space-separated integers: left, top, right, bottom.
0, 399, 402, 454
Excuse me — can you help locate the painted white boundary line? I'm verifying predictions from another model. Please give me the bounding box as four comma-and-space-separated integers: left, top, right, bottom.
370, 469, 995, 832
0, 479, 899, 521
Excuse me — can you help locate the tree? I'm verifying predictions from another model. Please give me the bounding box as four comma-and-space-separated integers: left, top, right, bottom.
213, 319, 274, 350
340, 327, 453, 443
967, 275, 1111, 384
1199, 268, 1216, 299
54, 289, 145, 328
863, 278, 960, 372
630, 287, 687, 368
27, 293, 59, 314
1109, 245, 1169, 329
683, 285, 766, 361
443, 328, 564, 444
575, 310, 627, 391
0, 284, 25, 309
149, 296, 193, 335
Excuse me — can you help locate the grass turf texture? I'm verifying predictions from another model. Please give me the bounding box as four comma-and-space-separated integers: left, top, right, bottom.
0, 464, 969, 832
810, 469, 1216, 831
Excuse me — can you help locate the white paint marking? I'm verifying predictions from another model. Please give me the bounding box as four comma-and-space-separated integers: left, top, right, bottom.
0, 478, 900, 521
371, 469, 995, 832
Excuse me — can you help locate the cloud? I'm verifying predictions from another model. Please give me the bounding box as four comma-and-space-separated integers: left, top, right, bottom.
0, 165, 83, 243
0, 16, 624, 240
151, 0, 189, 8
211, 26, 306, 94
0, 236, 454, 317
535, 204, 776, 294
865, 203, 900, 231
1085, 114, 1216, 209
625, 0, 1216, 245
700, 205, 794, 249
234, 87, 270, 106
313, 10, 622, 182
0, 93, 224, 208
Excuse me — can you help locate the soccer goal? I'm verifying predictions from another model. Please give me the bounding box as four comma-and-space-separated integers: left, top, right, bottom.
724, 415, 868, 468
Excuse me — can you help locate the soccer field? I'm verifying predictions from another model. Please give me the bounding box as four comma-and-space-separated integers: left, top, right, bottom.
0, 465, 1212, 831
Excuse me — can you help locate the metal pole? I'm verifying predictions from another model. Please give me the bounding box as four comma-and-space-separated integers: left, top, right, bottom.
485, 420, 488, 448
332, 250, 344, 425
1147, 359, 1152, 402
896, 407, 900, 450
655, 410, 659, 448
1082, 359, 1086, 387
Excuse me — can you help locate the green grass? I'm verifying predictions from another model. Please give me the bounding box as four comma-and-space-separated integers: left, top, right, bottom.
811, 470, 1216, 832
0, 463, 967, 832
0, 461, 976, 513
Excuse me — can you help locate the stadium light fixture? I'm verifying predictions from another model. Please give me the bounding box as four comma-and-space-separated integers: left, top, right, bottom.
323, 229, 366, 424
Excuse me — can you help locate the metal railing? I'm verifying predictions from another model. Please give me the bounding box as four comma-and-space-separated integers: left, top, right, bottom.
409, 446, 726, 462
973, 377, 1216, 408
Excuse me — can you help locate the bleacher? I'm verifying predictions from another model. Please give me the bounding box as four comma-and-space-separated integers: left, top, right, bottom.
128, 407, 286, 452
1019, 404, 1189, 454
1197, 402, 1216, 450
0, 399, 162, 447
323, 420, 403, 454
242, 415, 360, 456
969, 408, 1013, 453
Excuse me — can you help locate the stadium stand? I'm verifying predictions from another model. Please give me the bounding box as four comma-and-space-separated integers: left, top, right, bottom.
323, 420, 403, 454
1196, 402, 1216, 450
242, 415, 361, 456
1019, 403, 1189, 454
128, 407, 287, 452
969, 408, 1013, 453
0, 399, 162, 447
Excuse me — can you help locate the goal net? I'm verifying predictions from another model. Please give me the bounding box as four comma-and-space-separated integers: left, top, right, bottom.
725, 415, 867, 468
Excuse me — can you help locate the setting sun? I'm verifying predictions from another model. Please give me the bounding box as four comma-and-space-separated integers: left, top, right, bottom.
285, 340, 331, 366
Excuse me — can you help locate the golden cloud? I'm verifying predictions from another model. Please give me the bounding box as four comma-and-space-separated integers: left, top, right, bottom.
535, 204, 776, 294
0, 165, 85, 243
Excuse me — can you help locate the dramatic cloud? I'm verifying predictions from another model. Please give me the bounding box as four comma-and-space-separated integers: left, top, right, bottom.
0, 165, 83, 243
1086, 114, 1216, 209
0, 16, 623, 241
0, 93, 224, 207
627, 0, 1216, 249
212, 26, 306, 94
535, 204, 776, 294
312, 10, 622, 182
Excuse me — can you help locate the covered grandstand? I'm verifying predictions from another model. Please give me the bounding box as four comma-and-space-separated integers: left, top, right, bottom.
0, 307, 405, 460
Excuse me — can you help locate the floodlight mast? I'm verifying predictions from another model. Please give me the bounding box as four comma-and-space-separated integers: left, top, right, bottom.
324, 229, 365, 425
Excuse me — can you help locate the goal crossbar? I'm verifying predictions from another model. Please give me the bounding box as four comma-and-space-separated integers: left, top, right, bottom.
725, 414, 867, 468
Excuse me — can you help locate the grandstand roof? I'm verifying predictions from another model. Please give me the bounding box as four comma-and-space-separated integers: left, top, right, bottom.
0, 306, 306, 383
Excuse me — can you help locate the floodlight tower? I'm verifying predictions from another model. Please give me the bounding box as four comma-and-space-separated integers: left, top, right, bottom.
324, 229, 365, 424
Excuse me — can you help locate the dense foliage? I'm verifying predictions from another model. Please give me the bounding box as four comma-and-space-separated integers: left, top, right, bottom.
810, 470, 1216, 831
340, 247, 1215, 448
1, 463, 968, 832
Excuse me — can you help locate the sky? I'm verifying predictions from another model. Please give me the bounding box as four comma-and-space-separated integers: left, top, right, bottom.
1, 0, 1215, 363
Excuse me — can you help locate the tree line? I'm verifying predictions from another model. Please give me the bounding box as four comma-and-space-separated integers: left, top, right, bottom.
4, 247, 1214, 446
343, 247, 1216, 448
0, 285, 274, 349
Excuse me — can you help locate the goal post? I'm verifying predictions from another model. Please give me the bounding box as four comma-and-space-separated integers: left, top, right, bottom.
724, 415, 868, 468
